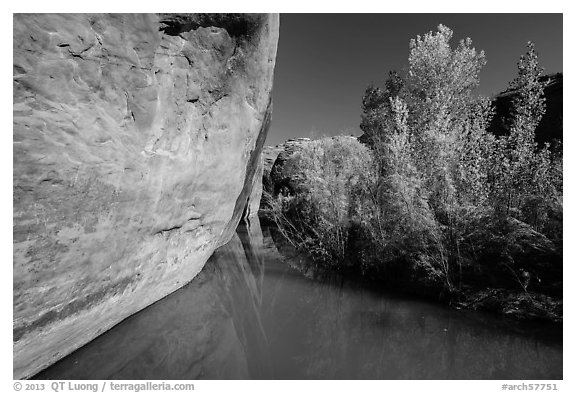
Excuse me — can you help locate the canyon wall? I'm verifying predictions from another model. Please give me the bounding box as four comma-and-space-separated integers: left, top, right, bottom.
13, 13, 278, 379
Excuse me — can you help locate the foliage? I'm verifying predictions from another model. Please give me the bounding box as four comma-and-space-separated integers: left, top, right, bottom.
268, 25, 562, 314
263, 136, 375, 268
359, 26, 560, 290
489, 42, 561, 237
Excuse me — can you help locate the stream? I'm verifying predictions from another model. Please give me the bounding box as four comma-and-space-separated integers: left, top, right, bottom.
34, 217, 562, 379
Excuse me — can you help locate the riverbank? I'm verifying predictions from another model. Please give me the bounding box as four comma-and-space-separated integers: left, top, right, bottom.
35, 218, 563, 379
263, 216, 562, 324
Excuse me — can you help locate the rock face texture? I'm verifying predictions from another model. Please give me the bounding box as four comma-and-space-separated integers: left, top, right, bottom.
261, 144, 284, 194
242, 155, 264, 219
13, 13, 278, 379
265, 138, 316, 198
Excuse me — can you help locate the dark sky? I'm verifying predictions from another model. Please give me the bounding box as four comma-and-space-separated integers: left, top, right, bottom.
267, 13, 563, 146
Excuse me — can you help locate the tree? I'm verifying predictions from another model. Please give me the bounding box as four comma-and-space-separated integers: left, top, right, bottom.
358, 25, 500, 290
510, 42, 546, 139
360, 70, 405, 149
490, 41, 557, 229
266, 136, 376, 266
404, 25, 489, 210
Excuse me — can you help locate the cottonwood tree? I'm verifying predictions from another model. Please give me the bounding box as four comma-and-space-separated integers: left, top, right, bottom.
360, 70, 405, 151
492, 41, 560, 234
359, 25, 497, 288
362, 25, 492, 207
404, 25, 489, 211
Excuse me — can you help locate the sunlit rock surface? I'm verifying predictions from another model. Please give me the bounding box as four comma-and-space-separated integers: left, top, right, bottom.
13, 13, 278, 379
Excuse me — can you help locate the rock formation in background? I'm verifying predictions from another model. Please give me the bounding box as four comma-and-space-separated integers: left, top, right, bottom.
13, 13, 279, 379
263, 138, 311, 199
262, 137, 371, 204
488, 73, 563, 147
261, 144, 284, 198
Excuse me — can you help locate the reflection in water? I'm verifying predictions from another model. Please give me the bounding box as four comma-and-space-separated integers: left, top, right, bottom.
35, 217, 562, 380
35, 222, 269, 380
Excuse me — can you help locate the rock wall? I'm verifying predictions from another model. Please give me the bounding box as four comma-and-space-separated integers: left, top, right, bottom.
268, 138, 312, 196
242, 155, 264, 219
13, 13, 278, 379
262, 144, 284, 189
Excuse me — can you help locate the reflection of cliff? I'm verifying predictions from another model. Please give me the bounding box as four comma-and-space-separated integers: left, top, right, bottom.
237, 218, 266, 303
212, 220, 271, 379
34, 221, 270, 380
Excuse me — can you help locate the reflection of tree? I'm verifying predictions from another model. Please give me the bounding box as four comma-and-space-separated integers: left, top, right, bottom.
265, 224, 561, 379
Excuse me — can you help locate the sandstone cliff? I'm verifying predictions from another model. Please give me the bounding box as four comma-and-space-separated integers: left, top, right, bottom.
242, 155, 264, 219
13, 13, 278, 379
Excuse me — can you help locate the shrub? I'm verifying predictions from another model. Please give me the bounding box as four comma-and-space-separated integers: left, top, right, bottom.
264, 136, 375, 268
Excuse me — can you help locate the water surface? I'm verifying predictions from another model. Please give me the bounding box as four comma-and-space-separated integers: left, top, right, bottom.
35, 218, 562, 379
